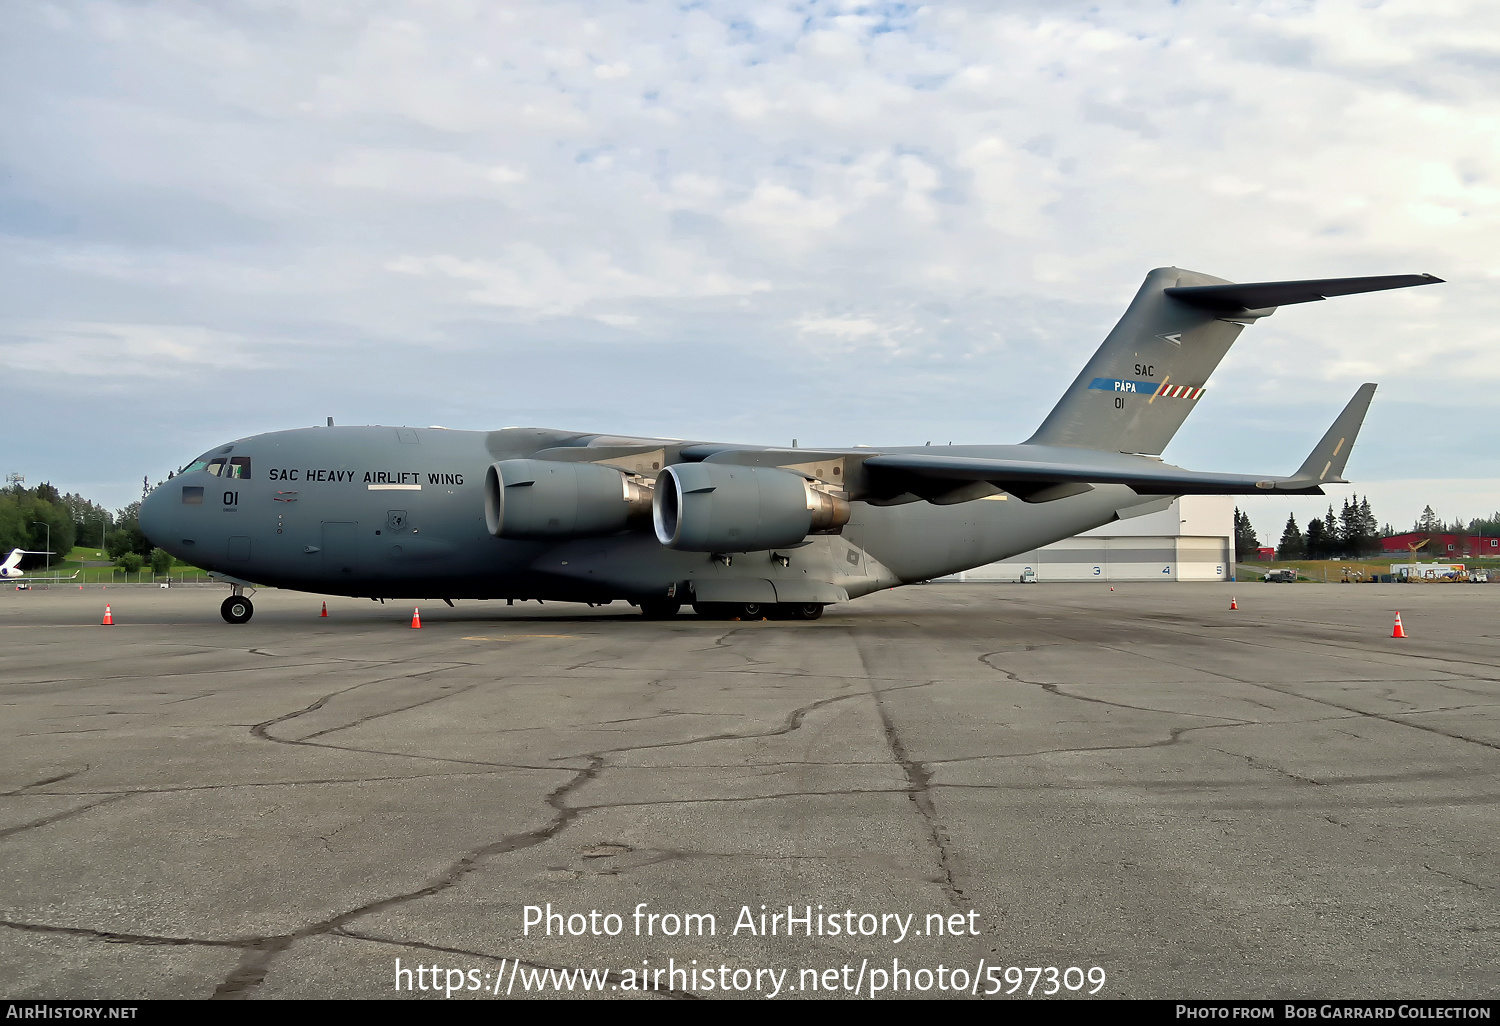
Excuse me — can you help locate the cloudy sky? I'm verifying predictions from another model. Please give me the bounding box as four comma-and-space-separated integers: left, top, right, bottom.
2, 0, 1496, 542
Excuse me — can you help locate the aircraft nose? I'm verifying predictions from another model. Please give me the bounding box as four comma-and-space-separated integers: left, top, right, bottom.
139, 485, 171, 549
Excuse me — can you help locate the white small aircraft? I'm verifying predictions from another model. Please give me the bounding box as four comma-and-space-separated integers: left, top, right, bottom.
0, 548, 78, 581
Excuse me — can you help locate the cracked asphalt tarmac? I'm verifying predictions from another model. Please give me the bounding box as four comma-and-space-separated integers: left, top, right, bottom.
0, 583, 1495, 999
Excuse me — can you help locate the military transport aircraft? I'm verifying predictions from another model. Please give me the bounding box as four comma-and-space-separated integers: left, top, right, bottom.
138, 267, 1440, 623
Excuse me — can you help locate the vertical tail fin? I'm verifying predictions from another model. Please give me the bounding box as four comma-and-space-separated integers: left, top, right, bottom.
1025, 268, 1440, 455
1025, 267, 1252, 455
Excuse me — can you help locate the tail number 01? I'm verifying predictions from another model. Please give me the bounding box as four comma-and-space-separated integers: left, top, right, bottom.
1115, 397, 1125, 409
223, 491, 239, 506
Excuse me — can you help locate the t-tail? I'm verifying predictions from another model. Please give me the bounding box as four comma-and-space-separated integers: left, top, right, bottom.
1025, 268, 1441, 455
0, 549, 55, 578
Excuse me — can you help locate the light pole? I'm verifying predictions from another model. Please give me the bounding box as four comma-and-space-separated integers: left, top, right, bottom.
30, 521, 50, 572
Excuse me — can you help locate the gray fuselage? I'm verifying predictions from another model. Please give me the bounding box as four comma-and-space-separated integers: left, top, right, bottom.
139, 425, 1155, 606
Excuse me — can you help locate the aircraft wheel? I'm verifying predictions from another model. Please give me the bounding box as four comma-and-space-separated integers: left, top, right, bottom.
221, 595, 254, 624
788, 602, 824, 620
692, 601, 771, 620
692, 602, 744, 620
638, 600, 681, 620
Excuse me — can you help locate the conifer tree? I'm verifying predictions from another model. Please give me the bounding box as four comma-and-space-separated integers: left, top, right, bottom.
1335, 495, 1378, 556
1339, 498, 1356, 556
1469, 511, 1500, 535
1278, 514, 1305, 560
1306, 517, 1327, 560
1233, 507, 1260, 562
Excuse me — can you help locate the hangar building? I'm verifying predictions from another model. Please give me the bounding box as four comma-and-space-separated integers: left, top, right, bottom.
947, 494, 1235, 583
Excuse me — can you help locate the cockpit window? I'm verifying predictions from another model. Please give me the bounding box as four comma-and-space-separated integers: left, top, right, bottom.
187, 447, 245, 477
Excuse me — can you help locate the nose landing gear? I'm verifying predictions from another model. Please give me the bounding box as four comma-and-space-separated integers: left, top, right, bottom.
221, 594, 254, 623
214, 580, 256, 624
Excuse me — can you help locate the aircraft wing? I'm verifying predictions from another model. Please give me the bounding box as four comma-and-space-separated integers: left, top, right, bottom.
524, 382, 1378, 506
864, 453, 1320, 500
863, 383, 1377, 504
6, 570, 81, 582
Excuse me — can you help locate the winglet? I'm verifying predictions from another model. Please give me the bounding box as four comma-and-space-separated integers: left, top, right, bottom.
1291, 383, 1377, 484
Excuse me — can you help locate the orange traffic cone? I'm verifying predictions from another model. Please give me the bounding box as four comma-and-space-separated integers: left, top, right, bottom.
320, 602, 328, 618
411, 607, 422, 629
1230, 597, 1238, 610
102, 604, 113, 626
1392, 612, 1406, 638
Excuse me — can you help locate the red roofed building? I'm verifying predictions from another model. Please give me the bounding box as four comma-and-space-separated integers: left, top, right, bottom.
1382, 532, 1500, 558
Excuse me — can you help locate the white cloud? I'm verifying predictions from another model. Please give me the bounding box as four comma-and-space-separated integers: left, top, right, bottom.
795, 314, 887, 343
325, 149, 527, 195
1, 322, 262, 378
386, 244, 769, 315
726, 183, 848, 247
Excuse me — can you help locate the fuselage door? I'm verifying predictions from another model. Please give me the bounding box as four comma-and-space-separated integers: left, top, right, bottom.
322, 522, 358, 575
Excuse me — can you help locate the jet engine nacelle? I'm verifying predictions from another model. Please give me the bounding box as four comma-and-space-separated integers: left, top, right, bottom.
485, 459, 652, 540
653, 463, 850, 552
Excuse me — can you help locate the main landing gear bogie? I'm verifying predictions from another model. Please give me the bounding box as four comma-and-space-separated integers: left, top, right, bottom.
690, 601, 824, 621
637, 600, 682, 620
220, 595, 254, 624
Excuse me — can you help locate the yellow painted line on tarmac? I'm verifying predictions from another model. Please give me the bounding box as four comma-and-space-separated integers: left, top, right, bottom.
0, 623, 151, 628
462, 635, 579, 641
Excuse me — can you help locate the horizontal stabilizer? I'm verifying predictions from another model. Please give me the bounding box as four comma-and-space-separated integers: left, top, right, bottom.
1165, 274, 1441, 312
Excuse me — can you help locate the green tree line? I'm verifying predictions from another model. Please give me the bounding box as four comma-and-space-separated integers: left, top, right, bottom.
1273, 496, 1381, 560
1261, 498, 1500, 562
1, 482, 161, 572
